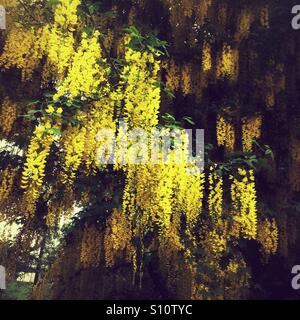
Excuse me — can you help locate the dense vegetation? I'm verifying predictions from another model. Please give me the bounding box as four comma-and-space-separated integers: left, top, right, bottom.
0, 0, 299, 300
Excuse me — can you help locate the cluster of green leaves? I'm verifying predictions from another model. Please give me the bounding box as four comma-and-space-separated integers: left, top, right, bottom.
79, 0, 117, 18
21, 91, 89, 137
153, 81, 175, 99
160, 113, 195, 129
206, 142, 274, 177
159, 113, 274, 177
125, 26, 169, 57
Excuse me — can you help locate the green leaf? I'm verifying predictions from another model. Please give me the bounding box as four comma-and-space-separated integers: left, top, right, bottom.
27, 100, 40, 106
71, 119, 81, 127
162, 113, 175, 121
104, 10, 117, 18
164, 87, 175, 98
183, 117, 195, 125
265, 148, 274, 159
43, 91, 54, 98
47, 127, 62, 136
82, 26, 94, 37
88, 3, 101, 15
65, 101, 73, 107
125, 26, 141, 39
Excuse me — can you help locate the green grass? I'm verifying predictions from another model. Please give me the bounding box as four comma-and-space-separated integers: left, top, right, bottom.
0, 281, 32, 300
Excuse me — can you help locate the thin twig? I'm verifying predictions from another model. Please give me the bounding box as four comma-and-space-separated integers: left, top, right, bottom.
18, 0, 41, 25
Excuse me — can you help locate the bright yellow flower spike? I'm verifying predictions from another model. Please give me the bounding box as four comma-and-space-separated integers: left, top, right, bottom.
54, 31, 108, 100
230, 169, 258, 240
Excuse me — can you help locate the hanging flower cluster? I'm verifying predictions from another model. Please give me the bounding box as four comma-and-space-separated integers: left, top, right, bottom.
47, 27, 75, 79
0, 167, 15, 206
0, 26, 49, 80
21, 125, 55, 216
216, 44, 239, 80
235, 9, 252, 42
202, 41, 212, 72
206, 230, 227, 255
0, 97, 17, 137
54, 31, 109, 101
182, 0, 193, 18
54, 0, 81, 29
257, 218, 278, 257
242, 116, 262, 152
104, 209, 135, 268
46, 201, 61, 228
181, 63, 192, 96
61, 126, 86, 185
226, 259, 239, 273
194, 0, 213, 26
0, 0, 281, 301
85, 100, 116, 171
208, 168, 224, 219
80, 224, 101, 268
44, 1, 80, 79
217, 2, 228, 27
166, 59, 180, 92
123, 150, 205, 235
121, 46, 161, 130
216, 115, 235, 152
230, 168, 258, 240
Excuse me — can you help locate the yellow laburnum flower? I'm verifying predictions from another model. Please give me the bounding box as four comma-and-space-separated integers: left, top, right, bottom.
46, 105, 55, 114
0, 166, 16, 204
0, 25, 49, 80
104, 209, 134, 268
181, 63, 192, 96
226, 259, 239, 273
242, 116, 262, 152
216, 115, 235, 152
54, 31, 109, 100
21, 125, 55, 216
48, 27, 75, 79
207, 230, 227, 255
80, 224, 101, 268
202, 41, 212, 72
61, 126, 86, 185
84, 100, 116, 171
0, 97, 17, 137
166, 59, 180, 91
235, 9, 252, 42
230, 169, 258, 240
54, 0, 81, 29
216, 44, 239, 80
56, 107, 63, 114
195, 0, 212, 25
122, 137, 205, 241
45, 122, 52, 129
208, 168, 223, 219
121, 46, 161, 130
257, 218, 278, 256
